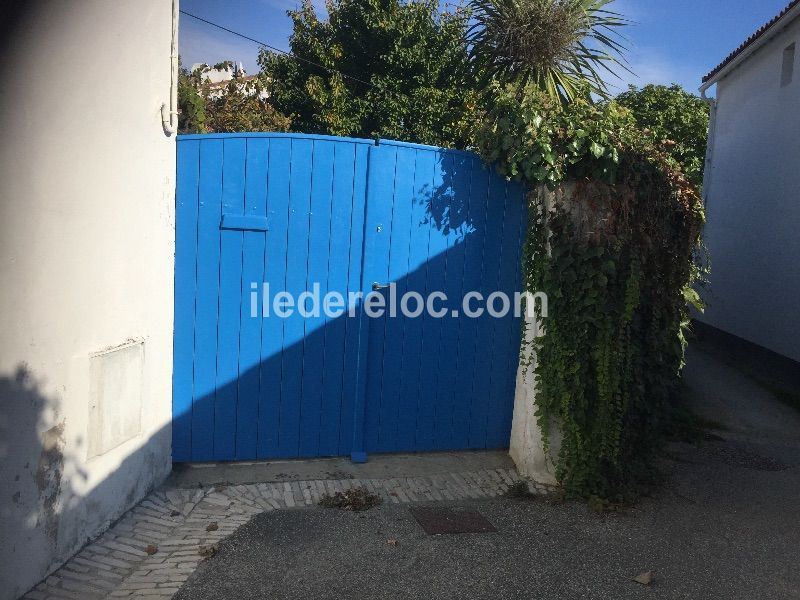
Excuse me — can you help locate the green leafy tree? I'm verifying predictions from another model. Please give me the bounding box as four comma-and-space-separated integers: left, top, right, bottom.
615, 84, 709, 189
467, 0, 628, 103
178, 63, 208, 133
258, 0, 477, 148
205, 79, 292, 133
177, 62, 292, 134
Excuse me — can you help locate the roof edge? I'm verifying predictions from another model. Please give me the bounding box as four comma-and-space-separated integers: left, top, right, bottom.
702, 0, 800, 85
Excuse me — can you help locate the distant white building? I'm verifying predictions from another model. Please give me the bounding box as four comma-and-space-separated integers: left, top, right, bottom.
206, 74, 268, 100
190, 61, 269, 100
699, 0, 800, 362
190, 60, 246, 83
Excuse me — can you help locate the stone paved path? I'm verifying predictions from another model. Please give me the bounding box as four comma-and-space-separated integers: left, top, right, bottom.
23, 467, 550, 599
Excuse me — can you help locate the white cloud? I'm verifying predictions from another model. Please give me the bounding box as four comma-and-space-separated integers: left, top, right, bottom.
606, 50, 691, 91
605, 46, 699, 92
601, 0, 702, 93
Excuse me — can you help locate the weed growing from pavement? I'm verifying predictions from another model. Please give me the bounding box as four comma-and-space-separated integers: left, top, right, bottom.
503, 481, 566, 504
504, 481, 535, 498
319, 487, 382, 511
504, 483, 625, 513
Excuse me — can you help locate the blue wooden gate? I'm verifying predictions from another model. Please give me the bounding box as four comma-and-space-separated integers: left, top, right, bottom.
173, 133, 526, 462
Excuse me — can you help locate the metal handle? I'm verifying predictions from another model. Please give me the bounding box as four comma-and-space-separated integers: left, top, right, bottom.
372, 282, 392, 291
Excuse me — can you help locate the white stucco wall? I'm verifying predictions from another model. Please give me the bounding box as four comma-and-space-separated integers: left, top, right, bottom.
509, 312, 559, 485
701, 17, 800, 362
509, 187, 561, 485
0, 2, 176, 598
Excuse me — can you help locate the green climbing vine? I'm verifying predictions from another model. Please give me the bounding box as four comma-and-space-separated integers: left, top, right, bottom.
475, 84, 705, 500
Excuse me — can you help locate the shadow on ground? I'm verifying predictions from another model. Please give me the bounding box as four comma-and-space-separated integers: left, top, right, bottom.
172, 340, 800, 600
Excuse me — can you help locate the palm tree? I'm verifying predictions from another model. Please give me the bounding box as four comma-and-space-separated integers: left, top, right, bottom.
467, 0, 628, 103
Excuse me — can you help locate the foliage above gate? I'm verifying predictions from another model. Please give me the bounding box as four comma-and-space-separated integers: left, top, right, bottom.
177, 62, 292, 134
258, 0, 477, 148
474, 82, 705, 500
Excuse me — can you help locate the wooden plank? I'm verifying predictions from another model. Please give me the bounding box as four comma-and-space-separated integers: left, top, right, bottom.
494, 182, 528, 444
191, 138, 224, 461
354, 144, 396, 458
374, 145, 416, 452
363, 145, 398, 453
172, 139, 200, 461
452, 157, 490, 448
414, 150, 449, 451
278, 138, 314, 457
299, 140, 335, 456
257, 137, 291, 458
214, 138, 246, 460
236, 137, 269, 459
394, 149, 435, 451
432, 152, 471, 449
318, 141, 357, 456
220, 214, 269, 231
468, 165, 508, 448
338, 143, 369, 456
484, 180, 521, 446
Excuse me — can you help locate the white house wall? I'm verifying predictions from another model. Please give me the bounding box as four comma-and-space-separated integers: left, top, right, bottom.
702, 17, 800, 362
0, 2, 176, 598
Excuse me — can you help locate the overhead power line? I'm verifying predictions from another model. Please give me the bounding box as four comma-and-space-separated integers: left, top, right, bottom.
179, 9, 374, 87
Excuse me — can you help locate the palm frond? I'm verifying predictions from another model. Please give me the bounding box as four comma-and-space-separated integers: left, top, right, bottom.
467, 0, 630, 103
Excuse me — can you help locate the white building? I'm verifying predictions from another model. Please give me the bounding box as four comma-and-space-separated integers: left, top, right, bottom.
205, 74, 269, 100
0, 1, 177, 598
699, 0, 800, 362
190, 61, 269, 100
191, 60, 246, 84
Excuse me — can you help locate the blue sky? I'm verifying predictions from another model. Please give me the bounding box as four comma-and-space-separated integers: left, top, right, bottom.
180, 0, 791, 93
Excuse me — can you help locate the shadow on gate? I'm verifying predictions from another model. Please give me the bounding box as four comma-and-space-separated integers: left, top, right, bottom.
172, 147, 527, 462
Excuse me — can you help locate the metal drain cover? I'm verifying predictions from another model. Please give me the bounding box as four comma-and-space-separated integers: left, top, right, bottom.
410, 507, 497, 535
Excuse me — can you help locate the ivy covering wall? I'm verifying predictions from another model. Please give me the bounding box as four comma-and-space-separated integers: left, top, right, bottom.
476, 84, 705, 499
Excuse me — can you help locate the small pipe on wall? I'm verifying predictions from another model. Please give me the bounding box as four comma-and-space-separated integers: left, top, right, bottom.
161, 0, 179, 136
698, 83, 717, 206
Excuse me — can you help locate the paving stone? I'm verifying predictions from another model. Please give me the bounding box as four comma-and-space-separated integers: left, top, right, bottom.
41, 587, 85, 600
60, 578, 109, 594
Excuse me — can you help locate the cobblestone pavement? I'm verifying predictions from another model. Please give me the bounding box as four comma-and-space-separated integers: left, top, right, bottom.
23, 467, 550, 599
